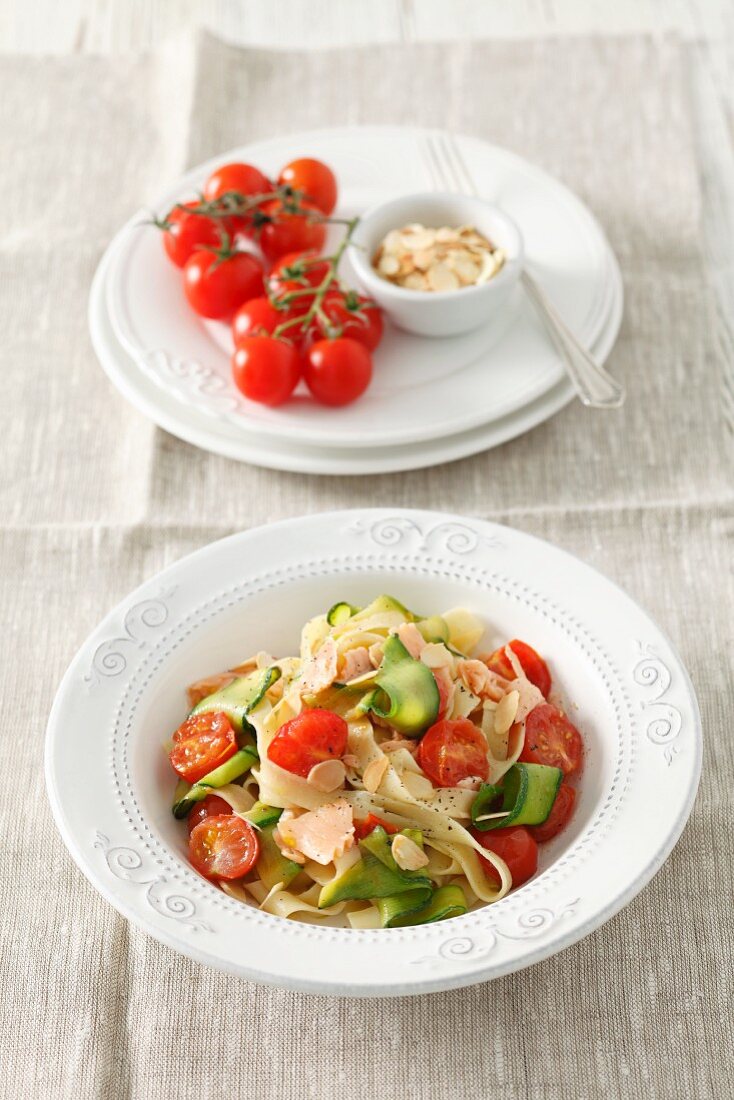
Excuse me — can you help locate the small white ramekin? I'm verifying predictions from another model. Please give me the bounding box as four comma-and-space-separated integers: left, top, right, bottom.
348, 191, 524, 338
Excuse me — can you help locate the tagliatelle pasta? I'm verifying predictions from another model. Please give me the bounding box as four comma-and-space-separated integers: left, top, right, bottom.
165, 596, 585, 928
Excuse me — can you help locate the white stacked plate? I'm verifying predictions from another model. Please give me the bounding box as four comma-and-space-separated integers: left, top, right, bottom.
92, 126, 624, 475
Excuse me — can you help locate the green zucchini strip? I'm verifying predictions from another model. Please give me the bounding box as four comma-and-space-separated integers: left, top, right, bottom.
471, 762, 562, 831
189, 665, 281, 733
318, 827, 432, 909
326, 601, 361, 626
364, 635, 440, 737
378, 884, 469, 928
171, 746, 259, 819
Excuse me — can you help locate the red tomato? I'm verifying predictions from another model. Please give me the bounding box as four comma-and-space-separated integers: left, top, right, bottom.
267, 251, 331, 296
303, 338, 373, 407
417, 718, 489, 788
529, 782, 576, 843
259, 200, 326, 264
169, 712, 237, 784
203, 162, 271, 203
308, 292, 384, 351
353, 814, 399, 840
486, 640, 551, 697
267, 708, 348, 777
278, 158, 338, 215
232, 297, 294, 345
184, 249, 264, 319
471, 825, 538, 888
161, 201, 223, 267
189, 814, 259, 880
520, 703, 584, 777
187, 794, 233, 834
231, 337, 301, 406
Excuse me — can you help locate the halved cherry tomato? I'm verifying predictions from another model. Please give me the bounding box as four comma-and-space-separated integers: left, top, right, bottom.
232, 298, 295, 345
184, 249, 264, 319
169, 711, 237, 784
161, 201, 223, 267
529, 782, 576, 843
267, 708, 348, 777
231, 336, 301, 406
187, 794, 233, 834
278, 158, 338, 215
353, 813, 399, 840
303, 337, 373, 407
189, 814, 259, 880
203, 162, 271, 203
471, 825, 538, 888
259, 200, 326, 264
486, 639, 551, 697
307, 292, 384, 352
520, 703, 583, 776
417, 718, 489, 788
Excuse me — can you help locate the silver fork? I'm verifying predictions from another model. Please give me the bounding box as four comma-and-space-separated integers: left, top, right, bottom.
423, 131, 625, 410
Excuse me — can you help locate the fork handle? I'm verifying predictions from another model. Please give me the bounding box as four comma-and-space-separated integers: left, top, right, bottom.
521, 272, 625, 409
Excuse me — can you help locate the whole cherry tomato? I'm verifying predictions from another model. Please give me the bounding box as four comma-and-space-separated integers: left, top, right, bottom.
278, 158, 338, 215
183, 249, 264, 319
267, 708, 348, 777
161, 201, 223, 267
306, 291, 384, 351
203, 162, 271, 203
168, 712, 237, 784
267, 251, 331, 295
259, 200, 326, 264
189, 814, 260, 880
471, 825, 538, 889
232, 297, 295, 345
231, 336, 301, 406
303, 337, 372, 407
417, 718, 490, 787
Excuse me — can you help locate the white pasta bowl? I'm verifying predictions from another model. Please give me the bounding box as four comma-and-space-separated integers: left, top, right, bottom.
45, 509, 700, 996
349, 192, 524, 337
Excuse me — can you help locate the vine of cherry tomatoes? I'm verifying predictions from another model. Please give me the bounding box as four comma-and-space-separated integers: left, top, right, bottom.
156, 156, 384, 408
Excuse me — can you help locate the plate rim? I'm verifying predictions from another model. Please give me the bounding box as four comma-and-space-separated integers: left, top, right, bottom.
45, 508, 702, 996
103, 124, 622, 448
90, 238, 623, 474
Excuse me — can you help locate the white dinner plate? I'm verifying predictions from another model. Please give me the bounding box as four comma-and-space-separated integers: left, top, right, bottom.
90, 239, 623, 475
104, 126, 622, 449
46, 509, 701, 996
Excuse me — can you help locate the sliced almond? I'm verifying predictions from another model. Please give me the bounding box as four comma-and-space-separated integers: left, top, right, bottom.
391, 833, 429, 871
382, 229, 403, 254
402, 228, 435, 251
362, 756, 389, 794
427, 262, 459, 292
403, 272, 427, 290
378, 254, 400, 277
412, 249, 433, 271
402, 770, 435, 800
307, 758, 347, 792
494, 689, 520, 735
453, 257, 480, 285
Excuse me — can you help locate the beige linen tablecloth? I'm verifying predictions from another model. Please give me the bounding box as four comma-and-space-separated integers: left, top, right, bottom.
1, 31, 731, 1099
